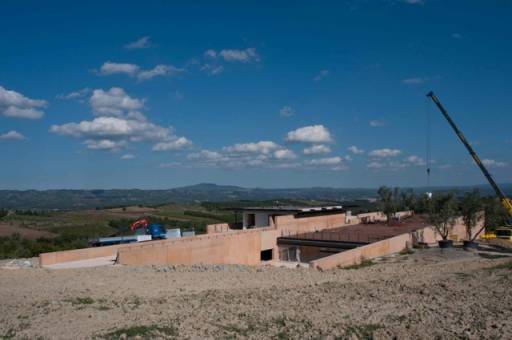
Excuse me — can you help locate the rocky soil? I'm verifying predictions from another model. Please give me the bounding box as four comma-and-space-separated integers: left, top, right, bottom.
1, 248, 511, 339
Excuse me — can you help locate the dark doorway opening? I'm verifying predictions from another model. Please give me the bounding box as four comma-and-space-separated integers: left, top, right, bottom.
247, 214, 255, 227
260, 249, 273, 261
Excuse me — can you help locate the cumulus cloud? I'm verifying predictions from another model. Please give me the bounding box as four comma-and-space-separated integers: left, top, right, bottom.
482, 159, 507, 168
367, 155, 426, 171
347, 145, 364, 155
369, 119, 385, 127
152, 137, 192, 151
368, 148, 402, 157
137, 64, 185, 81
224, 141, 280, 155
200, 64, 224, 75
306, 156, 343, 166
279, 106, 294, 117
0, 86, 47, 119
98, 62, 184, 81
52, 87, 191, 152
303, 144, 331, 155
286, 125, 333, 143
50, 116, 168, 140
314, 70, 329, 82
0, 130, 26, 140
84, 139, 126, 150
99, 62, 140, 76
121, 154, 135, 160
406, 155, 426, 166
89, 87, 144, 117
274, 149, 297, 160
124, 36, 152, 49
205, 48, 260, 63
188, 149, 228, 162
57, 88, 91, 100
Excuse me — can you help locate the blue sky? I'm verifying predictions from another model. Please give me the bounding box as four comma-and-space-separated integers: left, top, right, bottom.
1, 0, 511, 189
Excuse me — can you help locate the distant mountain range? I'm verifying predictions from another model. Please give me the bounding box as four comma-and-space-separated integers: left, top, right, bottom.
1, 183, 511, 210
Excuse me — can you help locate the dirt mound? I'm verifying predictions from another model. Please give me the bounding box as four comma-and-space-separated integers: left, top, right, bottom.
1, 249, 511, 339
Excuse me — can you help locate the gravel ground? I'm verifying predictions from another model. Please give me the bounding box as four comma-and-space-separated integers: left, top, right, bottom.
1, 248, 511, 339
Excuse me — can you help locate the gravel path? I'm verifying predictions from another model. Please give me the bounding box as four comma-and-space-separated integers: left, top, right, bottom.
1, 248, 511, 339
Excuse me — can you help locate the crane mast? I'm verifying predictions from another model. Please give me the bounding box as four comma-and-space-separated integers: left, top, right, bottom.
426, 91, 512, 221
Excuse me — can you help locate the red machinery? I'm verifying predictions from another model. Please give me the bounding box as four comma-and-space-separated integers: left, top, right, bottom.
130, 218, 149, 231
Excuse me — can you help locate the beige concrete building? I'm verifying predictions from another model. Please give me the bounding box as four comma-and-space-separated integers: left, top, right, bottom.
39, 206, 483, 270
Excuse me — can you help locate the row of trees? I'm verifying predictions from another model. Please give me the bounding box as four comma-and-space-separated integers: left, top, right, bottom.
377, 186, 508, 241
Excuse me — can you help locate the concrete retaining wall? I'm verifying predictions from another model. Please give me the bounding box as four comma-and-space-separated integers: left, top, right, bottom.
310, 220, 484, 270
274, 213, 346, 235
117, 227, 273, 266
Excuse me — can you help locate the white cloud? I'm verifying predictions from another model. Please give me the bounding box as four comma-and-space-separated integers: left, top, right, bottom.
286, 125, 333, 143
99, 62, 140, 76
406, 155, 426, 166
224, 141, 280, 155
2, 107, 44, 119
0, 130, 26, 140
204, 48, 260, 63
306, 156, 343, 166
121, 154, 135, 160
402, 77, 426, 85
124, 36, 152, 49
187, 149, 228, 162
201, 64, 224, 75
0, 86, 47, 119
314, 69, 329, 82
137, 64, 185, 81
279, 106, 294, 117
84, 139, 126, 150
303, 144, 331, 155
89, 88, 144, 117
50, 116, 171, 140
481, 159, 507, 168
369, 119, 385, 127
204, 49, 217, 58
99, 62, 184, 81
347, 145, 364, 155
152, 137, 192, 151
57, 88, 91, 100
367, 161, 385, 169
51, 88, 191, 152
368, 148, 402, 157
274, 149, 297, 160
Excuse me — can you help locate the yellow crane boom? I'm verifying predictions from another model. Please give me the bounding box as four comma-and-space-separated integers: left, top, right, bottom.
426, 91, 512, 223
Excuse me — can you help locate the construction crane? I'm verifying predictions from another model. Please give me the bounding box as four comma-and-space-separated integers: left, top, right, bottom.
426, 91, 512, 239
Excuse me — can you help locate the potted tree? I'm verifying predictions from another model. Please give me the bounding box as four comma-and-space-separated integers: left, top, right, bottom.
378, 186, 397, 225
427, 192, 458, 248
460, 189, 484, 250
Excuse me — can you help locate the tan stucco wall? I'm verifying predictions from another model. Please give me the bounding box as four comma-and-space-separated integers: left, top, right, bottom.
274, 213, 346, 235
310, 220, 485, 270
117, 228, 271, 266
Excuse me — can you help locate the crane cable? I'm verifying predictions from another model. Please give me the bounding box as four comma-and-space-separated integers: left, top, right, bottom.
425, 97, 432, 189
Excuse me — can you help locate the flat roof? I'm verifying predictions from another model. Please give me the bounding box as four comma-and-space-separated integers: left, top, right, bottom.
236, 205, 343, 214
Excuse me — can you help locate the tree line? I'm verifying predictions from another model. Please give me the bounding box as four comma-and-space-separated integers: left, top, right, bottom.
377, 186, 509, 240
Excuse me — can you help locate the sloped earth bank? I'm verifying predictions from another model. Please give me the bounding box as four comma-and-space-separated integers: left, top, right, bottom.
1, 249, 511, 339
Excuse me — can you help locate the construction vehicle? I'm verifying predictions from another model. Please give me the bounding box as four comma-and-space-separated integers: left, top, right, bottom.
89, 218, 177, 246
426, 91, 512, 240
